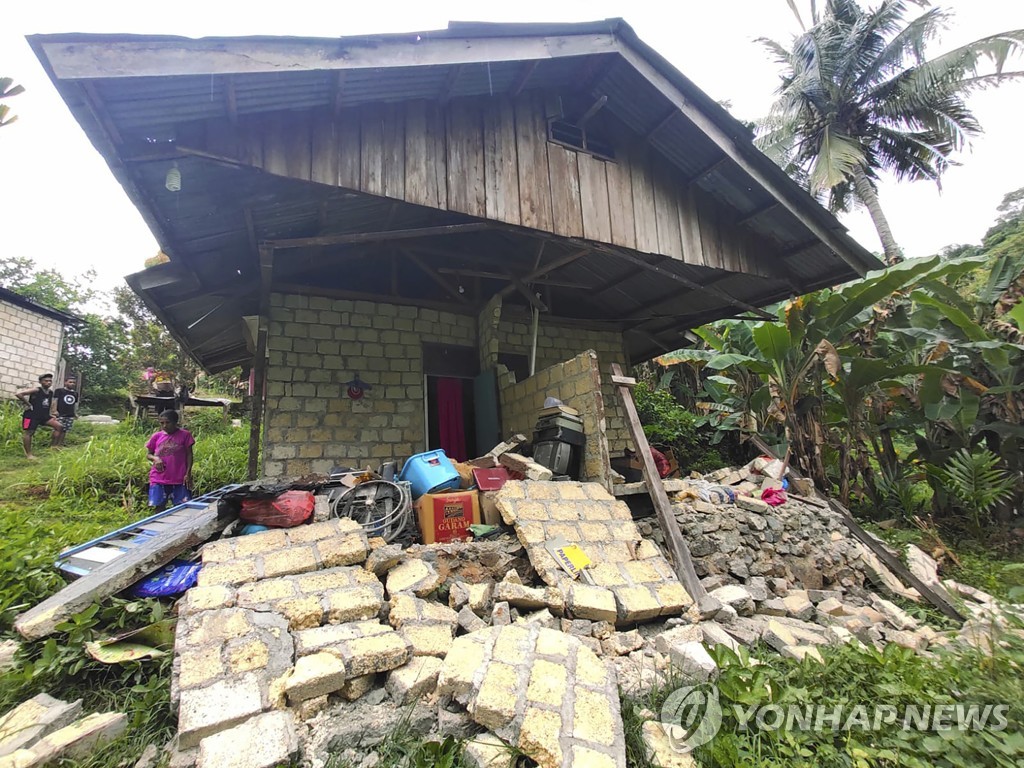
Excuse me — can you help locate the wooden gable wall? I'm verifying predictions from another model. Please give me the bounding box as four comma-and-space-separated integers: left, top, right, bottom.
195, 91, 779, 277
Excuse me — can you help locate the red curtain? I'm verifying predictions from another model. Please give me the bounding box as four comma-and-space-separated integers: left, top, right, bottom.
436, 377, 466, 461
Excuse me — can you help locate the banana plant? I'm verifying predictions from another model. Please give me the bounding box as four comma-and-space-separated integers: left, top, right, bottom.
657, 254, 985, 502
0, 78, 25, 129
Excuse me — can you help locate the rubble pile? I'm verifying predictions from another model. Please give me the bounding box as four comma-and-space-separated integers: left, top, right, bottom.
0, 694, 126, 768
5, 470, 1021, 768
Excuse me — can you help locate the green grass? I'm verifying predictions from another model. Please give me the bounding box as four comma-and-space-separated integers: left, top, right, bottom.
623, 638, 1024, 768
0, 403, 249, 766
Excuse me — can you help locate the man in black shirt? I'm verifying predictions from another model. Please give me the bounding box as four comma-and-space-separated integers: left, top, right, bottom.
15, 373, 62, 459
51, 376, 79, 447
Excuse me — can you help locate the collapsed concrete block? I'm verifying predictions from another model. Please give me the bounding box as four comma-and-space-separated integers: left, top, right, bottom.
178, 674, 265, 749
285, 652, 347, 704
641, 722, 698, 768
9, 712, 127, 767
0, 693, 83, 757
566, 584, 618, 623
196, 711, 298, 768
491, 602, 512, 626
364, 544, 403, 577
806, 589, 841, 604
386, 657, 443, 704
668, 641, 718, 682
386, 560, 441, 597
757, 598, 788, 617
782, 593, 815, 621
700, 621, 741, 653
653, 625, 703, 654
735, 495, 770, 514
601, 630, 643, 657
463, 732, 515, 768
459, 606, 488, 633
869, 595, 919, 631
708, 585, 755, 616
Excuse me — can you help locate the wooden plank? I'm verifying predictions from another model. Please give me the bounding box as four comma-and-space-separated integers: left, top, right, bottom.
605, 154, 636, 250
337, 107, 361, 190
426, 102, 449, 210
15, 503, 231, 640
402, 249, 471, 304
610, 374, 636, 387
268, 222, 489, 250
695, 195, 724, 271
284, 112, 312, 181
446, 99, 486, 217
577, 152, 613, 243
629, 148, 659, 253
678, 186, 705, 267
483, 97, 521, 226
513, 93, 553, 232
236, 118, 264, 169
746, 434, 966, 623
261, 112, 290, 178
381, 102, 405, 200
547, 141, 585, 238
42, 34, 620, 79
652, 164, 684, 261
612, 362, 706, 603
310, 108, 339, 186
404, 101, 430, 207
360, 105, 385, 196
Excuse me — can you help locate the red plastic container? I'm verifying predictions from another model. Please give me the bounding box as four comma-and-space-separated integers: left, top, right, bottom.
472, 467, 510, 492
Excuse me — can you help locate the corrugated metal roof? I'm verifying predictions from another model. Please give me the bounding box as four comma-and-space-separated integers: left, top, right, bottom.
30, 19, 882, 371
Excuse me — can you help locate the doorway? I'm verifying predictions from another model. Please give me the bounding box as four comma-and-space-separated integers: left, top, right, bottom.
422, 342, 494, 461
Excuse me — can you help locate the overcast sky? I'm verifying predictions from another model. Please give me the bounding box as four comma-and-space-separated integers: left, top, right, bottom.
2, 0, 1023, 296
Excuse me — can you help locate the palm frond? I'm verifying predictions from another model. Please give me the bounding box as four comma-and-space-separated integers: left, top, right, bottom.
810, 125, 866, 191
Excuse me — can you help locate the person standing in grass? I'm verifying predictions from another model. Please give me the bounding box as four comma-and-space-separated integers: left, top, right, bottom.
15, 373, 62, 459
145, 409, 194, 511
50, 376, 79, 448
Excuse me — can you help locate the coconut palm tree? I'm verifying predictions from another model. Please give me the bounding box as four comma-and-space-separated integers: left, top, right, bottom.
757, 0, 1024, 264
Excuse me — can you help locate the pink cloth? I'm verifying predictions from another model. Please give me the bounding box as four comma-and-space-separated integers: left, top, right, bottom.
146, 428, 195, 485
761, 487, 787, 506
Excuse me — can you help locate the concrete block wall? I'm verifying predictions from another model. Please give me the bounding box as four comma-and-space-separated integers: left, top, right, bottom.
262, 293, 476, 477
496, 309, 631, 455
0, 300, 63, 396
499, 351, 612, 488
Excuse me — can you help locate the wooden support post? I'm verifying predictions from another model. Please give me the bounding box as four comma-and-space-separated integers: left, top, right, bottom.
612, 363, 706, 603
747, 434, 965, 622
249, 245, 274, 480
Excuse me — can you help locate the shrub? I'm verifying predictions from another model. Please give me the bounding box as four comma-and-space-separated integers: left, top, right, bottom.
634, 382, 729, 473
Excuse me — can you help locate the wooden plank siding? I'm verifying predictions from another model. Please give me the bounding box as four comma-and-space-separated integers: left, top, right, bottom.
216, 95, 778, 277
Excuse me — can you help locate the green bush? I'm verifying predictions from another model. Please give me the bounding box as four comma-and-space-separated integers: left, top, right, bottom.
634, 382, 729, 473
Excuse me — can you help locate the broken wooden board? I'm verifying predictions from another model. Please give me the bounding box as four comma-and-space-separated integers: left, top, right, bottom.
15, 502, 232, 641
612, 363, 707, 604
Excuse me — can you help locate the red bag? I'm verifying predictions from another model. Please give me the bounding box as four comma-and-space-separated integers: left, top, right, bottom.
240, 490, 314, 528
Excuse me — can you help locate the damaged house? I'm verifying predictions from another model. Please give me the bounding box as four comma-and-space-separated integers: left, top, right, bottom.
30, 19, 879, 485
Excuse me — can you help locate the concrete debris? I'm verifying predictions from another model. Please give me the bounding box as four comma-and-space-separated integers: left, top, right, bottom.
24, 476, 1009, 768
0, 711, 127, 768
0, 693, 83, 758
641, 722, 697, 768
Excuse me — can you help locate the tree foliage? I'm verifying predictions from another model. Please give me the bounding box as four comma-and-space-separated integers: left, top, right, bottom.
0, 78, 25, 129
758, 0, 1024, 263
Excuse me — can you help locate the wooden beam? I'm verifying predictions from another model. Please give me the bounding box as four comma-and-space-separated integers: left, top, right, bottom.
401, 249, 471, 304
736, 200, 780, 226
684, 155, 729, 185
507, 274, 548, 312
249, 245, 273, 480
265, 222, 490, 249
437, 267, 590, 289
644, 108, 677, 140
615, 43, 872, 276
591, 262, 660, 299
612, 362, 707, 604
497, 247, 590, 298
591, 243, 775, 320
621, 273, 739, 322
509, 61, 539, 97
14, 500, 231, 640
39, 33, 619, 79
275, 282, 477, 316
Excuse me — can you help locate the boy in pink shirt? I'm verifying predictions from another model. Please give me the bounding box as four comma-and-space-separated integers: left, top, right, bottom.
145, 410, 195, 510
